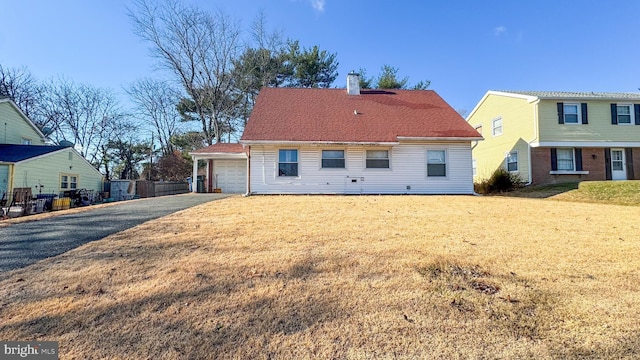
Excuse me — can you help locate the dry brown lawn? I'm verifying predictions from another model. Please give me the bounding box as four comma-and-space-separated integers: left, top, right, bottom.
1, 195, 639, 359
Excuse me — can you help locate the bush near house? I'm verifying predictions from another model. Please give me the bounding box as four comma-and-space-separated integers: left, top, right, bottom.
474, 168, 524, 194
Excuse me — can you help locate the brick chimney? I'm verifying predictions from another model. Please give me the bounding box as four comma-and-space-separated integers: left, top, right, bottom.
347, 71, 360, 95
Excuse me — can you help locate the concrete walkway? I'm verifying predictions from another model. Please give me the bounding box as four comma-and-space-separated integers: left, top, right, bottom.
0, 193, 233, 273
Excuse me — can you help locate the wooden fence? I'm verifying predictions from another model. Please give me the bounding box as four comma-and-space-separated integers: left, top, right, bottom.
135, 181, 189, 198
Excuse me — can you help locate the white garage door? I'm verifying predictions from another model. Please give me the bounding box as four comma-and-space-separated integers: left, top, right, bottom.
214, 159, 247, 193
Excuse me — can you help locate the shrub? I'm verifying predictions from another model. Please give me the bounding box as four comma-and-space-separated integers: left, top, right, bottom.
474, 168, 523, 194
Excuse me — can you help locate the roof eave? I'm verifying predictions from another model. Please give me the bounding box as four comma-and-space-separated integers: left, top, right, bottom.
240, 140, 401, 146
397, 136, 484, 141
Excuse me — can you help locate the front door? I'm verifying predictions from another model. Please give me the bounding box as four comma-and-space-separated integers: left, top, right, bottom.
0, 165, 9, 201
611, 149, 627, 180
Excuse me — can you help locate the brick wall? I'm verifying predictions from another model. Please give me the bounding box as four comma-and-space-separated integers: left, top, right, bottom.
531, 147, 608, 185
633, 149, 640, 180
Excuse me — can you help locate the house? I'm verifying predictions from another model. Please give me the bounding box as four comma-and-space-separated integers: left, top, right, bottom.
467, 91, 640, 185
190, 73, 482, 195
0, 97, 103, 203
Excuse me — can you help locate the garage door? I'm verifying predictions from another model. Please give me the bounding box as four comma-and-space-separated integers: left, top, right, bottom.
214, 159, 247, 193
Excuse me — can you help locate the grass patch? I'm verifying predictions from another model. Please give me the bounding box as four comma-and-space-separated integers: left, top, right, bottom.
501, 180, 640, 206
551, 180, 640, 206
1, 195, 640, 359
505, 182, 580, 199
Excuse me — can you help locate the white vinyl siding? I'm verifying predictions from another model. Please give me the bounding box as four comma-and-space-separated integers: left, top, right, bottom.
249, 142, 474, 194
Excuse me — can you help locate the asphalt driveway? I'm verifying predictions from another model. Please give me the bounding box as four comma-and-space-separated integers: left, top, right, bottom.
0, 193, 233, 273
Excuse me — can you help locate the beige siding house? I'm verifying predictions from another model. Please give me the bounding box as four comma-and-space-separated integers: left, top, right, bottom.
0, 97, 103, 203
467, 91, 640, 185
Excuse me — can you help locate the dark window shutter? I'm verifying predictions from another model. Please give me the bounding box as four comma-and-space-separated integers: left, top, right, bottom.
557, 103, 564, 124
581, 103, 588, 124
575, 148, 583, 171
635, 104, 640, 125
611, 103, 618, 124
550, 148, 558, 171
625, 148, 635, 180
605, 148, 612, 180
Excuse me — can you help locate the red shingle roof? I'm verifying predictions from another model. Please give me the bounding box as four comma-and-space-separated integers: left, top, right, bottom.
241, 88, 481, 143
191, 143, 244, 154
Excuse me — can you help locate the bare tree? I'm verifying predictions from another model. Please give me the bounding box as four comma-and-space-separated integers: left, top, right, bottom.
126, 78, 182, 155
40, 78, 133, 168
0, 64, 44, 123
129, 0, 242, 145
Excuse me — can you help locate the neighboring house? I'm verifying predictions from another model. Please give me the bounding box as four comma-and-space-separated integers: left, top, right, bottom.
190, 73, 482, 195
467, 91, 640, 185
0, 97, 103, 202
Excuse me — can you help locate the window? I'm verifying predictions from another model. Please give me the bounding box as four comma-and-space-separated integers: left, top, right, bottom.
492, 118, 503, 136
427, 150, 446, 177
563, 104, 579, 124
472, 158, 477, 176
60, 174, 78, 190
321, 150, 345, 168
556, 149, 575, 171
366, 150, 389, 169
506, 151, 518, 172
278, 149, 298, 177
617, 105, 632, 124
21, 138, 32, 145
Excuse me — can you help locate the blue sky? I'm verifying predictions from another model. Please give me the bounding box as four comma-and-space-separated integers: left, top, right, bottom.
1, 0, 639, 115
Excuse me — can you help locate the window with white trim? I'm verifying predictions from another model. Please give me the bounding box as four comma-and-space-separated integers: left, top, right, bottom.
556, 149, 575, 171
472, 158, 477, 176
366, 150, 389, 169
506, 151, 518, 172
321, 150, 345, 168
617, 104, 632, 124
278, 149, 298, 177
60, 174, 78, 190
21, 138, 32, 145
427, 150, 446, 177
492, 117, 503, 136
563, 103, 580, 124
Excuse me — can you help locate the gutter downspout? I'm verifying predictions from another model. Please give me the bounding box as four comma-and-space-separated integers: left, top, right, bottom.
526, 99, 541, 186
246, 146, 251, 196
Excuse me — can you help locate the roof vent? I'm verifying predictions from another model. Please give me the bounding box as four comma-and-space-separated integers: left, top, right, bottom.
347, 71, 360, 96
